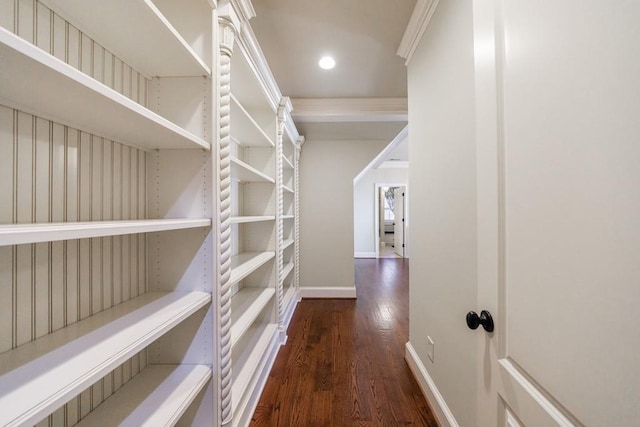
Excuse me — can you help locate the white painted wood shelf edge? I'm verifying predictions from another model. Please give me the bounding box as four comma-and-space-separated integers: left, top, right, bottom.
0, 291, 211, 427
0, 218, 211, 246
282, 286, 297, 314
231, 156, 275, 183
230, 216, 275, 224
282, 262, 294, 281
230, 251, 275, 285
230, 287, 276, 347
282, 238, 294, 250
282, 154, 294, 169
230, 323, 278, 414
0, 27, 210, 151
282, 185, 294, 194
75, 364, 212, 427
230, 93, 274, 147
38, 0, 211, 77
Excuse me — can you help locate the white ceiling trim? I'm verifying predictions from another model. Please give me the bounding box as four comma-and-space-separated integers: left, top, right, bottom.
397, 0, 440, 65
291, 98, 408, 123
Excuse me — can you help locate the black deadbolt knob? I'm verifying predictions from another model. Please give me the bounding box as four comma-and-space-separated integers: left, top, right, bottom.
466, 310, 494, 333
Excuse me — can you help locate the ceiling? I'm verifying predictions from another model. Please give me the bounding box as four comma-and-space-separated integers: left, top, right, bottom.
250, 0, 415, 145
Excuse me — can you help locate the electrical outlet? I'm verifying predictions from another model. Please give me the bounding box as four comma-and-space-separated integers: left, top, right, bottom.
427, 336, 435, 363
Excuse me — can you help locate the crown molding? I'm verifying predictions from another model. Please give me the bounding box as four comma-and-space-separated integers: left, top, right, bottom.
291, 98, 408, 123
279, 97, 300, 144
397, 0, 440, 65
231, 0, 256, 23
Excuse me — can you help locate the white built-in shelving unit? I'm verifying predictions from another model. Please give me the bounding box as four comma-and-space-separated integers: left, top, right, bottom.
216, 1, 302, 426
0, 0, 215, 425
225, 15, 280, 427
0, 0, 301, 425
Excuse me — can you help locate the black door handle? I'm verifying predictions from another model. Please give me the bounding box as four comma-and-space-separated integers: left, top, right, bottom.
466, 310, 494, 333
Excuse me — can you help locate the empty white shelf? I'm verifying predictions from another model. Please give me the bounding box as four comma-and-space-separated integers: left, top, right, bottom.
39, 0, 210, 76
0, 291, 211, 427
282, 185, 294, 194
282, 262, 294, 280
0, 218, 211, 246
75, 364, 211, 427
0, 27, 210, 151
230, 216, 275, 224
231, 323, 278, 413
231, 156, 275, 183
283, 238, 294, 250
282, 154, 294, 169
282, 215, 294, 220
230, 93, 274, 147
230, 251, 275, 285
230, 287, 276, 347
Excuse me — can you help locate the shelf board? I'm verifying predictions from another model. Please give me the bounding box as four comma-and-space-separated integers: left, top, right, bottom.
282, 262, 294, 281
231, 323, 278, 413
282, 185, 294, 194
283, 238, 294, 250
231, 216, 275, 224
282, 154, 294, 169
231, 157, 275, 183
230, 93, 274, 147
0, 218, 210, 246
231, 287, 276, 347
283, 215, 295, 220
39, 0, 210, 77
0, 291, 210, 427
75, 364, 211, 427
0, 28, 210, 151
230, 251, 275, 285
283, 286, 296, 309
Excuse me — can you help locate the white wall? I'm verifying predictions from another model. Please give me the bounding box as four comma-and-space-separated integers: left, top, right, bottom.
353, 167, 408, 256
299, 140, 387, 293
407, 0, 477, 426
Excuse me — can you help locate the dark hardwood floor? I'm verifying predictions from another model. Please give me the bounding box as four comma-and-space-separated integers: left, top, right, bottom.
251, 258, 438, 426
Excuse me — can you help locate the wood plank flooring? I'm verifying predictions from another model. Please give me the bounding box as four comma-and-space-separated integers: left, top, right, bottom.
251, 258, 438, 426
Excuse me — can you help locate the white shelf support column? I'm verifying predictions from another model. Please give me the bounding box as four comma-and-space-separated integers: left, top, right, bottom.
294, 136, 305, 293
216, 10, 238, 426
275, 98, 290, 343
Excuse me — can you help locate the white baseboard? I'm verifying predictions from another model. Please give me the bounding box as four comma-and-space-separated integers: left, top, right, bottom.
299, 286, 357, 298
354, 252, 376, 258
405, 342, 459, 427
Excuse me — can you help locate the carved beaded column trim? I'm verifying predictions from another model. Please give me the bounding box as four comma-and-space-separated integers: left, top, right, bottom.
275, 101, 286, 337
217, 15, 236, 426
294, 136, 304, 291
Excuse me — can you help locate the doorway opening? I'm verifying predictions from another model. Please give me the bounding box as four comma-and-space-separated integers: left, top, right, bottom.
375, 184, 407, 258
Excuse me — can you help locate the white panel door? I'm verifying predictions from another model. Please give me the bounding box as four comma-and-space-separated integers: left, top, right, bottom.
393, 187, 405, 257
473, 1, 640, 426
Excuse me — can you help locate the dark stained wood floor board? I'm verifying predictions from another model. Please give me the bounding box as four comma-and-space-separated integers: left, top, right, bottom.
250, 258, 439, 426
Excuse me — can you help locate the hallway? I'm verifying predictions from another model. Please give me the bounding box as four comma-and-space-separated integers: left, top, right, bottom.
250, 259, 437, 426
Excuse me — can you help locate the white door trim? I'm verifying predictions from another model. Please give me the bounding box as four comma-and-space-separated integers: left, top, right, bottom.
374, 182, 408, 258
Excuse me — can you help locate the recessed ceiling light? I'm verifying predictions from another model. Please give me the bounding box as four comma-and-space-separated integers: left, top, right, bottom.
318, 56, 336, 70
